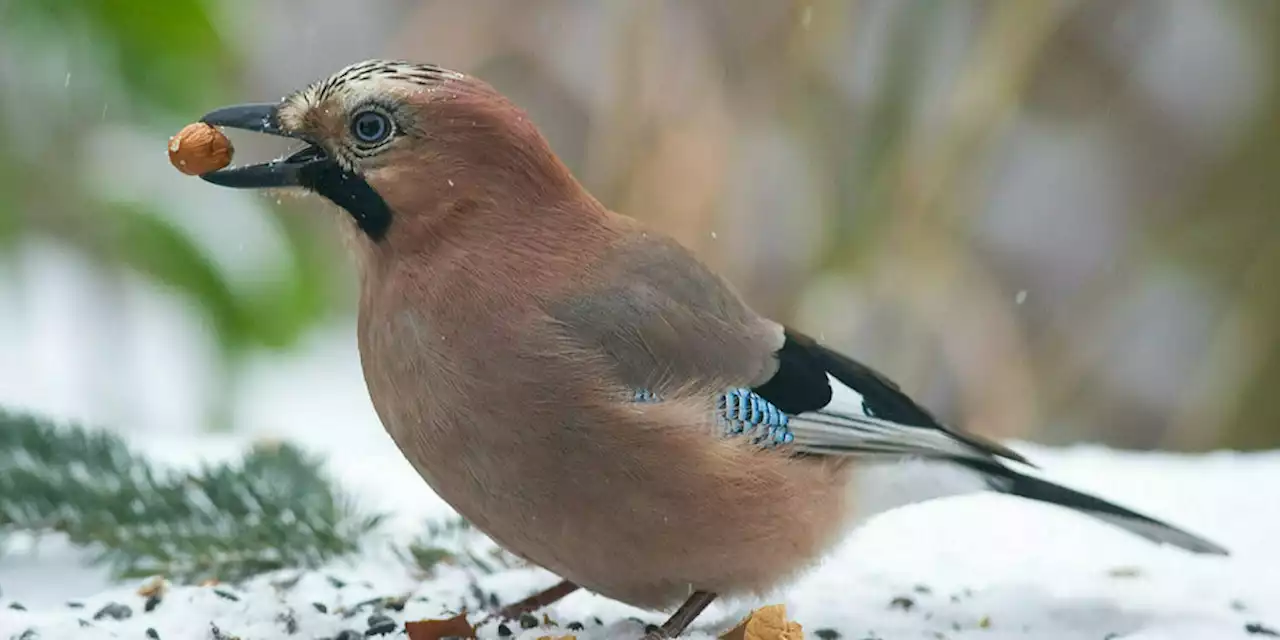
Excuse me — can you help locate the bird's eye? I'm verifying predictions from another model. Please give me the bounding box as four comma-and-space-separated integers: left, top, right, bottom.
351, 110, 393, 145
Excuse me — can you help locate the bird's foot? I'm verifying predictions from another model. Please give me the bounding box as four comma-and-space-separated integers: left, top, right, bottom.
474, 579, 579, 626
643, 591, 718, 638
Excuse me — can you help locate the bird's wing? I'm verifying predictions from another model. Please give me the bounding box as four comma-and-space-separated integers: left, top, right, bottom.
764, 328, 1033, 465
548, 228, 1230, 555
548, 229, 1026, 466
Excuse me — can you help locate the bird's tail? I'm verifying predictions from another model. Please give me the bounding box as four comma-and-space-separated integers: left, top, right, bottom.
963, 461, 1229, 556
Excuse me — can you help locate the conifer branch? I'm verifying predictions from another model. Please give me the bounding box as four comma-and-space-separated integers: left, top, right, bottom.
0, 410, 386, 584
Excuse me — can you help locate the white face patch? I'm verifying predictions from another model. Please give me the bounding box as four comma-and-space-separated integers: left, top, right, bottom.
276, 59, 464, 139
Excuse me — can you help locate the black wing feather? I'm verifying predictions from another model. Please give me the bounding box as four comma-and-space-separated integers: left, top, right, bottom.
749, 329, 1226, 555
748, 330, 831, 415
752, 328, 1032, 466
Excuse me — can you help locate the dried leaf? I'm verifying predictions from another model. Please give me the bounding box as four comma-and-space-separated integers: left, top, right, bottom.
719, 604, 803, 640
405, 613, 477, 640
136, 576, 167, 599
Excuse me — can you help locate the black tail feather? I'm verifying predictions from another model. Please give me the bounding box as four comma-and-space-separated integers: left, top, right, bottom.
964, 462, 1229, 556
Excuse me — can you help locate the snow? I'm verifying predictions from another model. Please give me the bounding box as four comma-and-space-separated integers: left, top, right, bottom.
0, 276, 1276, 639
2, 424, 1277, 639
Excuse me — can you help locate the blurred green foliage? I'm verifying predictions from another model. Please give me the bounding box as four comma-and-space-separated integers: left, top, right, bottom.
0, 0, 1276, 450
10, 0, 228, 112
0, 0, 344, 428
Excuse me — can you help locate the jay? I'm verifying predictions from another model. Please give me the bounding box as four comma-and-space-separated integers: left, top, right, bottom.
195, 60, 1227, 638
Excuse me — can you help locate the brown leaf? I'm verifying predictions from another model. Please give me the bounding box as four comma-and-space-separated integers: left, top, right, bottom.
719, 604, 803, 640
136, 576, 167, 599
405, 613, 477, 640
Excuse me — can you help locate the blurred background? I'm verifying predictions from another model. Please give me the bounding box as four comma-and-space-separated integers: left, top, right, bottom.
0, 0, 1276, 452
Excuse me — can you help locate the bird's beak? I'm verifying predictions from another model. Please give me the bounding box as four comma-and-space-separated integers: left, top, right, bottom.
195, 101, 394, 239
197, 102, 331, 189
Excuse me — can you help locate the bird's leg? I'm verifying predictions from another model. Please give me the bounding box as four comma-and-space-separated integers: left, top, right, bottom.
643, 591, 718, 639
479, 579, 579, 624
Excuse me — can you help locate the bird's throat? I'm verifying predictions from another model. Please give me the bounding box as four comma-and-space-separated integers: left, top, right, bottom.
297, 159, 394, 241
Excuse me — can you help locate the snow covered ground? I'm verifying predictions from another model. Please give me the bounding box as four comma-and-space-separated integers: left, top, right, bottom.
2, 417, 1277, 639
1, 274, 1278, 639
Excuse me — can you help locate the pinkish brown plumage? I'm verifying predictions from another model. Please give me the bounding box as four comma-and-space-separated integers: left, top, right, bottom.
196, 59, 1228, 638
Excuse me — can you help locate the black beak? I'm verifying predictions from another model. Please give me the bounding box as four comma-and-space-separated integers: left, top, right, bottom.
195, 101, 394, 240
197, 102, 331, 189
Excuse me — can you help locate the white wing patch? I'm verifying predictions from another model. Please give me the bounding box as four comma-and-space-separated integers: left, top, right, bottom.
826, 371, 871, 413
788, 375, 996, 464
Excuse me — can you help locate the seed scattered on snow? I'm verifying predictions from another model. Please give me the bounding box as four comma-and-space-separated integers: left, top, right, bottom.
92, 602, 132, 621
366, 612, 397, 636
1107, 566, 1144, 578
277, 608, 299, 634
889, 596, 915, 611
212, 589, 240, 602
1246, 622, 1280, 636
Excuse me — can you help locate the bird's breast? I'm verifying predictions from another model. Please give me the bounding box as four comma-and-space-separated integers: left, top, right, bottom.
352, 268, 859, 610
355, 290, 596, 519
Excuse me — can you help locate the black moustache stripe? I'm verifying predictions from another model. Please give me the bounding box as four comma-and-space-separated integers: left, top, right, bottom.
298, 161, 393, 241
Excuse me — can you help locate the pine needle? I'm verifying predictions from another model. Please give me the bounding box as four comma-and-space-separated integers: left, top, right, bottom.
0, 410, 386, 584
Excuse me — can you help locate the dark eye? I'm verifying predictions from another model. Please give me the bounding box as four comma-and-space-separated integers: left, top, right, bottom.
351, 110, 392, 144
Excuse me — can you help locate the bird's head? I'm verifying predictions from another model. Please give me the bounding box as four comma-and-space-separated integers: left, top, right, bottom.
198, 59, 585, 246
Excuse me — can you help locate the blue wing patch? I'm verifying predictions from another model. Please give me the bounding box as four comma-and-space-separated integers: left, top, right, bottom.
633, 387, 794, 449
719, 387, 795, 447
633, 389, 658, 403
